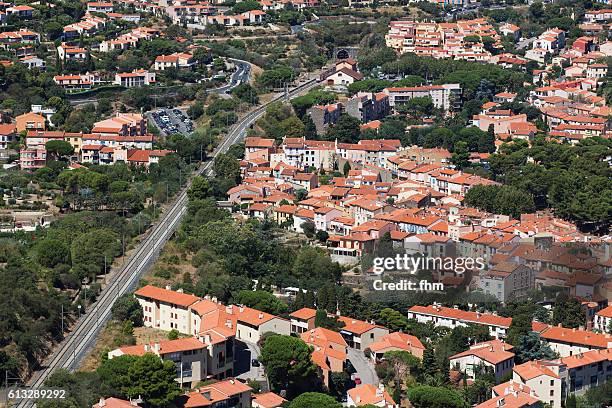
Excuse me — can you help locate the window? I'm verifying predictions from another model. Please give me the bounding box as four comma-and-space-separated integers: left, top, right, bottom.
550, 380, 554, 386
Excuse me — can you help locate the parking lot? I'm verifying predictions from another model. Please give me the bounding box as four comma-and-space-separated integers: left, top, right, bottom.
148, 108, 194, 136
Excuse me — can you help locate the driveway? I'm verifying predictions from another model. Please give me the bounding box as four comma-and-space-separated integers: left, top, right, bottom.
347, 348, 378, 385
236, 340, 267, 388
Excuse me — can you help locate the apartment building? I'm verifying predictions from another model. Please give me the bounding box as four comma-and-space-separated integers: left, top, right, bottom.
57, 43, 89, 61
449, 339, 515, 382
307, 103, 342, 134
108, 337, 208, 387
478, 262, 535, 302
92, 113, 147, 136
408, 305, 512, 339
383, 84, 462, 112
15, 112, 45, 132
345, 92, 390, 124
539, 325, 612, 357
593, 305, 612, 333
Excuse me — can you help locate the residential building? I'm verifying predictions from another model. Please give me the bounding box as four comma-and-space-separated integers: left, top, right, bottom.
337, 315, 389, 350
0, 123, 16, 151
87, 2, 114, 13
478, 262, 535, 302
347, 384, 397, 408
114, 69, 156, 87
321, 67, 363, 86
108, 337, 208, 387
408, 305, 512, 339
539, 325, 612, 357
449, 339, 515, 382
383, 84, 462, 112
367, 332, 425, 361
307, 103, 342, 134
153, 53, 195, 70
300, 327, 348, 387
512, 360, 566, 408
593, 305, 612, 333
345, 92, 390, 123
93, 397, 141, 408
92, 113, 146, 136
289, 307, 316, 334
15, 112, 45, 132
184, 379, 252, 408
252, 392, 286, 408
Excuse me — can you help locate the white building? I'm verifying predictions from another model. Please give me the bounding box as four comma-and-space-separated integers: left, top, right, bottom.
382, 84, 462, 112
449, 339, 515, 382
114, 69, 156, 87
593, 305, 612, 333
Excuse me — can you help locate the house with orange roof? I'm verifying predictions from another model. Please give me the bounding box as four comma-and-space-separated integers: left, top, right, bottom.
539, 325, 612, 357
245, 137, 275, 161
93, 397, 141, 408
108, 337, 208, 386
337, 315, 389, 350
0, 123, 16, 153
476, 387, 540, 408
92, 113, 146, 137
289, 307, 316, 334
332, 231, 377, 261
449, 339, 515, 382
512, 360, 565, 408
300, 327, 348, 387
184, 379, 252, 408
347, 383, 397, 408
367, 332, 425, 361
560, 348, 612, 397
252, 391, 286, 408
15, 112, 45, 133
593, 305, 612, 333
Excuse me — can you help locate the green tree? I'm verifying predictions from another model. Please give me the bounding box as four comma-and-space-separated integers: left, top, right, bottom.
325, 114, 361, 143
167, 329, 179, 340
515, 332, 558, 364
506, 312, 533, 347
97, 354, 181, 408
233, 290, 288, 315
552, 292, 585, 329
34, 239, 70, 268
407, 385, 468, 408
111, 294, 144, 327
288, 392, 342, 408
259, 335, 320, 398
71, 229, 122, 281
46, 140, 74, 160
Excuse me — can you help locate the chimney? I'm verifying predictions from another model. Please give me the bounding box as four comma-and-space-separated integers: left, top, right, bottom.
356, 396, 361, 403
204, 334, 211, 345
165, 285, 171, 290
153, 342, 160, 353
376, 383, 384, 397
177, 288, 184, 293
98, 398, 106, 407
212, 297, 218, 303
225, 320, 232, 328
557, 323, 562, 327
144, 344, 150, 352
229, 379, 235, 384
239, 306, 244, 313
476, 311, 481, 319
259, 313, 264, 319
497, 397, 505, 407
226, 305, 233, 314
204, 295, 211, 300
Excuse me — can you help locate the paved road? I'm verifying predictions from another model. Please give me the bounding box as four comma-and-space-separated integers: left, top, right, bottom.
347, 348, 378, 386
236, 341, 266, 384
14, 76, 321, 408
516, 37, 536, 50
211, 58, 252, 95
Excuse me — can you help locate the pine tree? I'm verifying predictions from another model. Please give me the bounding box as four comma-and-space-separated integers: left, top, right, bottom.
304, 290, 315, 308
422, 347, 437, 377
294, 289, 305, 310
317, 285, 329, 311
327, 285, 337, 312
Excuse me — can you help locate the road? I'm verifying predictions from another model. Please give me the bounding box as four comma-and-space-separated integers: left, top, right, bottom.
347, 348, 378, 386
13, 75, 321, 408
211, 58, 252, 95
516, 36, 536, 50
